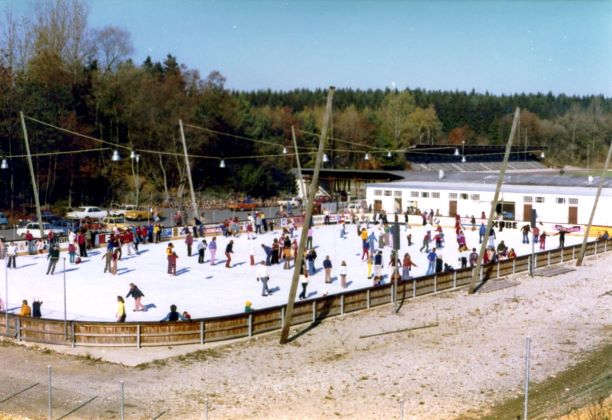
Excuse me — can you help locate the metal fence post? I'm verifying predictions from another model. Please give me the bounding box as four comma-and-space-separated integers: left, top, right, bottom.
452, 271, 457, 289
340, 294, 345, 316
120, 380, 125, 420
547, 251, 551, 266
512, 259, 516, 274
16, 317, 20, 341
200, 321, 204, 345
71, 322, 75, 348
496, 262, 500, 279
560, 248, 564, 263
48, 365, 52, 420
390, 283, 395, 303
433, 276, 437, 293
312, 301, 316, 322
136, 324, 141, 349
248, 313, 253, 337
281, 307, 285, 328
366, 290, 371, 309
412, 279, 416, 298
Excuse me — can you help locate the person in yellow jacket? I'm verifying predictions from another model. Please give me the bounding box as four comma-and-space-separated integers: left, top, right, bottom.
116, 296, 126, 322
19, 299, 31, 317
153, 224, 161, 243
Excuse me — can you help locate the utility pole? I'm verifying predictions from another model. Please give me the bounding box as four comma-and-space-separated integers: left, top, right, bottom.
469, 108, 520, 294
20, 112, 44, 239
291, 126, 306, 198
576, 140, 612, 266
179, 119, 199, 222
280, 87, 335, 344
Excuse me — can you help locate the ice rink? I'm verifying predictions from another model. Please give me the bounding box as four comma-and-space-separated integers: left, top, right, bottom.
1, 220, 584, 322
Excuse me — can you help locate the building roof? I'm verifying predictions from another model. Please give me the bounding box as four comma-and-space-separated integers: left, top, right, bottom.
368, 171, 612, 196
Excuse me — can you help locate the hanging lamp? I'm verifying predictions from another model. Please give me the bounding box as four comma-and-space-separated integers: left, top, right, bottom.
219, 159, 226, 168
111, 150, 121, 161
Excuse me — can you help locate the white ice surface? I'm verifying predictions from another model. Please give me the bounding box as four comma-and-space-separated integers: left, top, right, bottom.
1, 222, 582, 322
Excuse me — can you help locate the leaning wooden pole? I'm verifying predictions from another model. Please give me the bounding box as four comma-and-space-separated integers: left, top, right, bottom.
291, 126, 306, 198
576, 140, 612, 266
468, 108, 520, 294
179, 119, 199, 221
20, 112, 44, 239
280, 87, 335, 344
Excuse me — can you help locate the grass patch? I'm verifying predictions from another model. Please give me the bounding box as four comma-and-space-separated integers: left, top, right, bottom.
458, 343, 612, 419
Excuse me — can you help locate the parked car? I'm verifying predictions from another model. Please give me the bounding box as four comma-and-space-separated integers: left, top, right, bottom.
16, 222, 64, 239
0, 212, 9, 229
124, 207, 150, 221
277, 197, 302, 207
102, 215, 130, 230
66, 206, 108, 219
109, 203, 137, 217
228, 201, 258, 211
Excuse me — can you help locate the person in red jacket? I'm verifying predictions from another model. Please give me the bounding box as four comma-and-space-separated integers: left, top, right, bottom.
77, 231, 87, 257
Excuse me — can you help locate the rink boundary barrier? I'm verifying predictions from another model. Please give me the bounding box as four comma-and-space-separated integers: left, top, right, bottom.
0, 239, 610, 348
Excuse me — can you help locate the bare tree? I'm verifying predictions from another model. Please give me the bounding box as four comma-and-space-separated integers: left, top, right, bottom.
91, 25, 133, 72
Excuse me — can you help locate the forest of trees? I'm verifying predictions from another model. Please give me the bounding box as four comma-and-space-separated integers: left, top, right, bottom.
1, 0, 611, 215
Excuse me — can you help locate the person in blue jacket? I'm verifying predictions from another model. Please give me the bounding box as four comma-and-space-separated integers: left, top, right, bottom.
160, 304, 188, 322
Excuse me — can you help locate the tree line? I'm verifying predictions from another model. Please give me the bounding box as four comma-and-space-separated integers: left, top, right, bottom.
0, 0, 610, 217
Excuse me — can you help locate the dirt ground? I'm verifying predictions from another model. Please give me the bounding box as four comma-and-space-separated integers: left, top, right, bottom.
0, 252, 610, 419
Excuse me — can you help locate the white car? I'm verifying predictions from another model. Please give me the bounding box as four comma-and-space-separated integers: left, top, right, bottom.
16, 222, 64, 239
277, 197, 302, 207
66, 206, 108, 219
109, 204, 137, 217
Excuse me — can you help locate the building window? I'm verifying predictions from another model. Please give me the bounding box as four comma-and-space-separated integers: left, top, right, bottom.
556, 197, 566, 204
384, 190, 392, 196
374, 190, 382, 196
535, 197, 545, 203
421, 192, 429, 198
460, 193, 469, 200
432, 192, 440, 198
470, 194, 480, 200
449, 193, 458, 199
524, 196, 532, 203
569, 198, 578, 205
394, 191, 402, 197
410, 191, 419, 198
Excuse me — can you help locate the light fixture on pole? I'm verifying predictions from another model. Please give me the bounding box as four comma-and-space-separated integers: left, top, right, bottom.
111, 150, 121, 161
130, 150, 136, 159
454, 148, 460, 156
1, 158, 8, 169
322, 153, 329, 163
282, 147, 287, 154
135, 154, 140, 207
387, 151, 392, 158
364, 152, 369, 161
462, 155, 466, 163
540, 151, 545, 159
219, 159, 226, 168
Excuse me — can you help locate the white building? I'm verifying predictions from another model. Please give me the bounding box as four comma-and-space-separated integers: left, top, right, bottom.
366, 172, 612, 226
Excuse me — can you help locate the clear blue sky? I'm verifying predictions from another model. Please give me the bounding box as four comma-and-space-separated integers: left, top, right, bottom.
3, 0, 611, 96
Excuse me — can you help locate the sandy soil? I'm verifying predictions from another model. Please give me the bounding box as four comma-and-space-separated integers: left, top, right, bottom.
0, 252, 610, 419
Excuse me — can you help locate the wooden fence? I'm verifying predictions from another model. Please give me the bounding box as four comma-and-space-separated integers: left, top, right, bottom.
0, 239, 609, 348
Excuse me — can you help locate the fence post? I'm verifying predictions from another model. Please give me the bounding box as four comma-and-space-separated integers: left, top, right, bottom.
312, 301, 316, 323
340, 294, 345, 316
595, 241, 598, 254
136, 324, 141, 349
512, 259, 516, 274
412, 279, 416, 298
523, 336, 531, 420
572, 246, 575, 260
496, 262, 500, 279
281, 307, 285, 328
248, 313, 253, 337
390, 283, 395, 303
200, 321, 205, 345
71, 322, 75, 348
560, 248, 564, 263
366, 290, 370, 309
547, 251, 551, 266
452, 271, 457, 289
16, 318, 20, 341
433, 275, 437, 293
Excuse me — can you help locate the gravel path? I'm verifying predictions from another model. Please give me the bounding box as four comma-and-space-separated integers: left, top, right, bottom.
0, 252, 610, 419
